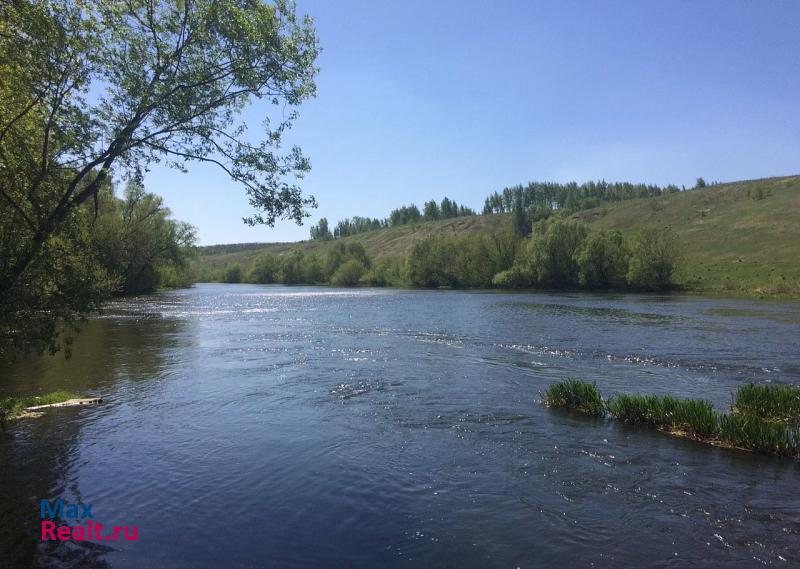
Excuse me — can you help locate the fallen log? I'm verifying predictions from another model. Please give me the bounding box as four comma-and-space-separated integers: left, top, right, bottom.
25, 397, 103, 411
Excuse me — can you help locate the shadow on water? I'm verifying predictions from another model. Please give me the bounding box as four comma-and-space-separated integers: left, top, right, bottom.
0, 314, 186, 569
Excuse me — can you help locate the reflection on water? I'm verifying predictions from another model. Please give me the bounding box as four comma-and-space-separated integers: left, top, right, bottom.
1, 284, 799, 568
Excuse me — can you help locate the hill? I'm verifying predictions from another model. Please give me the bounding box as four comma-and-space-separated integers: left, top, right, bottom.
573, 175, 800, 295
196, 175, 800, 296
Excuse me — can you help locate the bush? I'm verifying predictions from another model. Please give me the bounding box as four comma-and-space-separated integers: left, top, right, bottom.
330, 259, 365, 287
249, 253, 280, 284
222, 265, 243, 283
491, 266, 531, 289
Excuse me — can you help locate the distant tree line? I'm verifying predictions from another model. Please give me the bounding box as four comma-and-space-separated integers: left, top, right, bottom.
483, 180, 684, 217
309, 196, 477, 241
223, 214, 681, 292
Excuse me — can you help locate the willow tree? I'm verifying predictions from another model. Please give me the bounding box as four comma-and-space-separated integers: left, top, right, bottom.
0, 0, 319, 356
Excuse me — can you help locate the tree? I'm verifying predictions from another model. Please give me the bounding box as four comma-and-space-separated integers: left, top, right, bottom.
0, 0, 318, 354
94, 181, 196, 294
423, 200, 440, 221
575, 230, 628, 289
310, 218, 332, 240
626, 227, 681, 290
512, 193, 531, 236
223, 265, 243, 283
330, 259, 365, 287
526, 220, 589, 287
249, 253, 281, 283
695, 177, 707, 189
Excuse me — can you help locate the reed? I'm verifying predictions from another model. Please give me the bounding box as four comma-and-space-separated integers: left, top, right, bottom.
543, 378, 605, 416
717, 414, 799, 458
543, 380, 800, 459
608, 393, 718, 438
732, 383, 800, 424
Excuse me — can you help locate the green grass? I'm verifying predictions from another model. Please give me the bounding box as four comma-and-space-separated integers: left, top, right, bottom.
543, 378, 606, 416
732, 383, 800, 424
576, 175, 800, 295
718, 414, 799, 457
544, 380, 800, 459
0, 391, 77, 422
608, 393, 718, 438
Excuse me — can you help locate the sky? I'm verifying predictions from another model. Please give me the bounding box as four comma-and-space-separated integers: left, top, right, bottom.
141, 0, 800, 245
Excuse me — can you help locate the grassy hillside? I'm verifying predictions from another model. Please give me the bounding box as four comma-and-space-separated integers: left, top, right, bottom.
197, 175, 800, 296
573, 175, 800, 295
196, 213, 508, 276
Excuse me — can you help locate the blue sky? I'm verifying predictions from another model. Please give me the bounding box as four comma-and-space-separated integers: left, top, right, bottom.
142, 0, 800, 245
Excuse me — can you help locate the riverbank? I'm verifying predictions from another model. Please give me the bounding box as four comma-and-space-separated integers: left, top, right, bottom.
193, 176, 800, 299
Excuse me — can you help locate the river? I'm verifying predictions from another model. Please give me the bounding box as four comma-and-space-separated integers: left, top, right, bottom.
1, 283, 799, 568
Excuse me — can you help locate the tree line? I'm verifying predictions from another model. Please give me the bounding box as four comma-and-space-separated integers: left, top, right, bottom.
309, 196, 477, 240
221, 214, 681, 292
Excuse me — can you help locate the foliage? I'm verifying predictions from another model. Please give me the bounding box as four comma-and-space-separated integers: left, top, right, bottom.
94, 182, 196, 294
309, 218, 332, 241
406, 233, 514, 288
733, 383, 800, 425
223, 265, 243, 283
512, 192, 531, 236
330, 259, 366, 287
626, 227, 681, 291
543, 379, 606, 416
483, 179, 681, 215
575, 230, 629, 289
525, 220, 589, 288
249, 253, 281, 284
0, 0, 318, 356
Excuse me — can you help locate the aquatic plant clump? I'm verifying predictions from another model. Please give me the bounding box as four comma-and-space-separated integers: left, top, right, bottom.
543, 379, 800, 459
718, 414, 799, 458
543, 378, 605, 416
733, 383, 800, 425
609, 393, 718, 438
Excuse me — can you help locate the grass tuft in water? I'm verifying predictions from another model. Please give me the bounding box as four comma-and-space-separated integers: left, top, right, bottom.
544, 380, 800, 459
0, 391, 77, 423
543, 378, 605, 416
608, 393, 718, 438
732, 383, 800, 424
718, 414, 799, 458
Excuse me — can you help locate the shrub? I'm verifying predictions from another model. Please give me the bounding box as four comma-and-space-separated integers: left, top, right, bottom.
222, 265, 243, 283
249, 253, 280, 284
330, 259, 365, 287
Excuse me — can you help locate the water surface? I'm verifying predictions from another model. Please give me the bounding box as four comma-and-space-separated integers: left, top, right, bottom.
2, 284, 799, 568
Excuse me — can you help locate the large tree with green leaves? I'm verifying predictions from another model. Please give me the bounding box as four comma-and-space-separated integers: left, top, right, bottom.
0, 0, 319, 356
